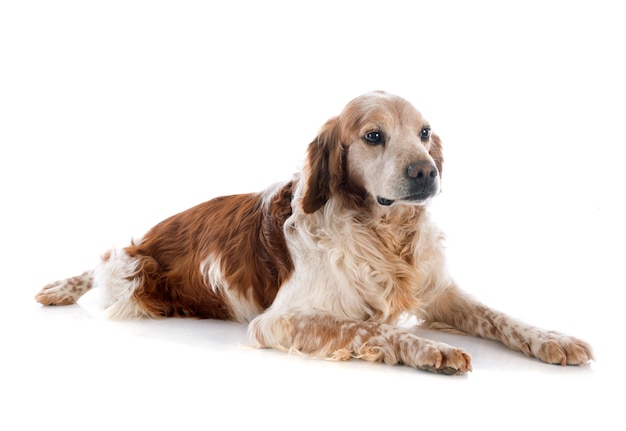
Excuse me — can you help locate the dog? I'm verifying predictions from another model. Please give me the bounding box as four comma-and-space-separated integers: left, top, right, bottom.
36, 91, 593, 374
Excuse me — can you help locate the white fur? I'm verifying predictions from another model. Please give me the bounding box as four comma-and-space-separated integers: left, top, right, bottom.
95, 248, 149, 319
200, 255, 263, 322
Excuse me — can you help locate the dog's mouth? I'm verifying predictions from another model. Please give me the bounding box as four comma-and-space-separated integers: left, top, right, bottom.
376, 193, 432, 207
376, 197, 395, 206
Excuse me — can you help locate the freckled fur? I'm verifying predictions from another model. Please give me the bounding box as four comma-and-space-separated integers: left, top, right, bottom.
35, 91, 593, 374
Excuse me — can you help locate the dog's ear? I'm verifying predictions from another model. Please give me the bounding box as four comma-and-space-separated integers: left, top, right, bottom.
301, 117, 343, 214
430, 132, 444, 178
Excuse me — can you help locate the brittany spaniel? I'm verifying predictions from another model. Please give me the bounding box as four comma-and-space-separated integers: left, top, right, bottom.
36, 91, 593, 374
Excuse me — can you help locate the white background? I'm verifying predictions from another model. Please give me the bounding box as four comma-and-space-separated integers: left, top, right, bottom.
1, 1, 624, 429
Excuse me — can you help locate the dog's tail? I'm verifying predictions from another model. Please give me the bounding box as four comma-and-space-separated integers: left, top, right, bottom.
35, 271, 94, 306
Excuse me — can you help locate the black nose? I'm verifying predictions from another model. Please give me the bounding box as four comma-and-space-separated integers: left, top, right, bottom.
406, 160, 438, 182
403, 160, 439, 200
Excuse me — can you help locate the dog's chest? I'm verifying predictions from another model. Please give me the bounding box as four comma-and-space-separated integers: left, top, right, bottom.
289, 216, 442, 322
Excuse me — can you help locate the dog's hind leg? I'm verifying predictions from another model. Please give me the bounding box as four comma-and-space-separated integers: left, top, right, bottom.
35, 248, 150, 319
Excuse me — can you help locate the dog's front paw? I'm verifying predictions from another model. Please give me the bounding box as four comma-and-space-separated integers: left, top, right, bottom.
415, 340, 473, 375
525, 331, 593, 366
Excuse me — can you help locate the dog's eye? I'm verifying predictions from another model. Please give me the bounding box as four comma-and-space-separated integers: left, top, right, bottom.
420, 127, 431, 141
363, 131, 384, 145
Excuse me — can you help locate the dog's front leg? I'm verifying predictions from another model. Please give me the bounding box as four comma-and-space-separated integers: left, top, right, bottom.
248, 311, 472, 374
422, 286, 593, 366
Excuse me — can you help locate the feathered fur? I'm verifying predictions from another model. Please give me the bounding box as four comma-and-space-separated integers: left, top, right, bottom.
36, 91, 593, 374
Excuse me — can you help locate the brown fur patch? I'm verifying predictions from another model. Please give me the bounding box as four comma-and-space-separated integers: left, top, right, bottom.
126, 182, 294, 319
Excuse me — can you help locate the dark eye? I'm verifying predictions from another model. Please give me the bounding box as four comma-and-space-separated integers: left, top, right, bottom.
363, 131, 384, 145
420, 127, 431, 141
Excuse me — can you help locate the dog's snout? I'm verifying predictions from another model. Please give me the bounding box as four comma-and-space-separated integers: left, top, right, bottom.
406, 160, 438, 181
405, 160, 439, 198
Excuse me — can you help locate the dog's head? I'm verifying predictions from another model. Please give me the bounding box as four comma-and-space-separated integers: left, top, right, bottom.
302, 91, 443, 214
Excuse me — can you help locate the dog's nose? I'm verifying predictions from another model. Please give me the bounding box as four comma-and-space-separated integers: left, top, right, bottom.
406, 160, 438, 181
